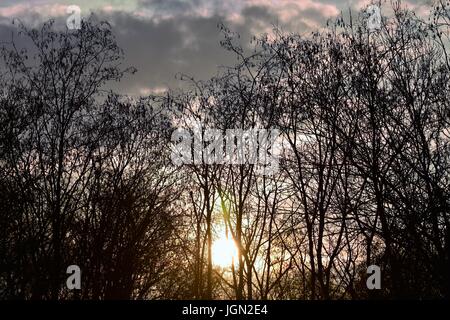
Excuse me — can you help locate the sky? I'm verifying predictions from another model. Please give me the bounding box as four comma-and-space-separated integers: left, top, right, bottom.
0, 0, 433, 95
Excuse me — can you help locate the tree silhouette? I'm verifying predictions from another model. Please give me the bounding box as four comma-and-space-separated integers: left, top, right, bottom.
1, 2, 449, 299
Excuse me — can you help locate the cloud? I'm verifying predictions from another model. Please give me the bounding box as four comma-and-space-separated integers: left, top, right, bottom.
104, 10, 241, 95
0, 0, 433, 95
0, 3, 67, 18
104, 1, 336, 95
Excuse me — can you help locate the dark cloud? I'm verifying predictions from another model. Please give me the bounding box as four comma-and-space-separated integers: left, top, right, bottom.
99, 6, 286, 95
104, 12, 234, 95
138, 0, 200, 16
0, 1, 347, 95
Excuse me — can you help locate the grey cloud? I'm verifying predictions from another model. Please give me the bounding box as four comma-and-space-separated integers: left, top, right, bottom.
138, 0, 201, 16
0, 1, 344, 96
105, 12, 237, 95
100, 6, 288, 95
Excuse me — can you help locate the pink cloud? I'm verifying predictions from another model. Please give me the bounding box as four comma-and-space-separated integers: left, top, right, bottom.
248, 0, 340, 18
0, 3, 67, 18
0, 4, 29, 17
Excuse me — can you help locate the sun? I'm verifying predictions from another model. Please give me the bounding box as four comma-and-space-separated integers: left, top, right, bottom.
212, 234, 239, 268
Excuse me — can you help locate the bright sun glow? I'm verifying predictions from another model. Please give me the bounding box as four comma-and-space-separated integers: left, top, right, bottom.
212, 235, 239, 268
